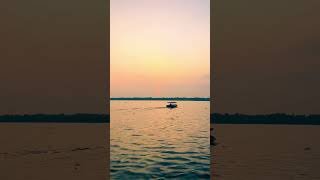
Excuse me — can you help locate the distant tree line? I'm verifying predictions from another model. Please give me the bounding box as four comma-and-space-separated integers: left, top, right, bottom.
211, 113, 320, 125
0, 114, 109, 123
111, 97, 210, 101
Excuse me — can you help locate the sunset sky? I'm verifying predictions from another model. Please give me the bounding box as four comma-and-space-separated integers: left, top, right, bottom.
111, 0, 210, 97
0, 0, 107, 114
213, 0, 320, 114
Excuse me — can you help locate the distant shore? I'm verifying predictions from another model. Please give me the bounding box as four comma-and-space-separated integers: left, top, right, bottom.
0, 114, 110, 123
211, 113, 320, 125
110, 97, 210, 101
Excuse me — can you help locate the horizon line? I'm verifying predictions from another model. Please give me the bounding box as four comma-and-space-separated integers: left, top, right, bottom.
110, 97, 210, 101
110, 97, 210, 98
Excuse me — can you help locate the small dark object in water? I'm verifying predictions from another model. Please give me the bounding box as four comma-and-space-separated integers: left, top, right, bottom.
304, 147, 311, 151
166, 102, 177, 108
74, 162, 80, 170
71, 147, 90, 152
210, 135, 217, 146
210, 127, 217, 146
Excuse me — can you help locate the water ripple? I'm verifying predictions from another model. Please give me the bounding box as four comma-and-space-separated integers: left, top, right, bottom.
111, 101, 210, 179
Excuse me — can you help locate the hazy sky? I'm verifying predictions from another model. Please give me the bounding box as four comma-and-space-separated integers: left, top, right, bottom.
213, 0, 320, 114
111, 0, 210, 97
0, 0, 108, 114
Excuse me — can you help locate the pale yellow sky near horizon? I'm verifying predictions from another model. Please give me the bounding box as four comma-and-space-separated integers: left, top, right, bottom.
111, 0, 210, 97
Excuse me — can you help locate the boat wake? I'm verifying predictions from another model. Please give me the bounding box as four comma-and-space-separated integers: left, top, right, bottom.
114, 107, 166, 111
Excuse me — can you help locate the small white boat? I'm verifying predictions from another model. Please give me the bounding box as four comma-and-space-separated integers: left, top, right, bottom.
166, 102, 177, 108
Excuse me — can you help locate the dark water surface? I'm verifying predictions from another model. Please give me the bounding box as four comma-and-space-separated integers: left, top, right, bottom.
212, 124, 320, 180
111, 101, 210, 179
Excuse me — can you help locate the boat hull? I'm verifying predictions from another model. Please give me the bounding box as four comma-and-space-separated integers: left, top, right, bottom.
166, 104, 177, 108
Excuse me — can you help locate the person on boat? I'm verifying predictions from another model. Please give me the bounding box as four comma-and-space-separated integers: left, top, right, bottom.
166, 102, 177, 108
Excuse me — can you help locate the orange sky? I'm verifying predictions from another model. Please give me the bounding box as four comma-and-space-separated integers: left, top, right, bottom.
111, 0, 210, 97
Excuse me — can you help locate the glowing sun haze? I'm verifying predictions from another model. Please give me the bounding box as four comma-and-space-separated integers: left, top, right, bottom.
111, 0, 210, 97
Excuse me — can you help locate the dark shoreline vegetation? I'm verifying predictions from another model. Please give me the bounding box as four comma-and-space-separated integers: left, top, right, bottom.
211, 113, 320, 125
111, 97, 210, 101
0, 114, 110, 123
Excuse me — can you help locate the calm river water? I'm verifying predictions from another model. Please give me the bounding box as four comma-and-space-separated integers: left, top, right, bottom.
110, 101, 210, 179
